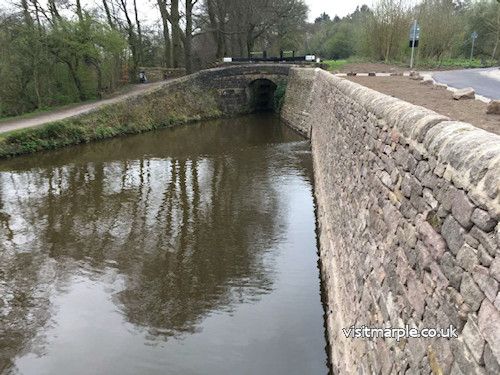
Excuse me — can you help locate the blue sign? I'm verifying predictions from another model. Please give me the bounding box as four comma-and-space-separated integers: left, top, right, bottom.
471, 31, 478, 40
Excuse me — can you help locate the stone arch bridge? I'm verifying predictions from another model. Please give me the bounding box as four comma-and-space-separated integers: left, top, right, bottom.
189, 64, 291, 114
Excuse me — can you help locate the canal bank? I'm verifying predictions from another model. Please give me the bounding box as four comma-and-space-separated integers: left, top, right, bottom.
0, 65, 289, 159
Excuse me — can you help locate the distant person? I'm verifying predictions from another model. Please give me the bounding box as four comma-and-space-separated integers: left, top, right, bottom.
139, 71, 147, 83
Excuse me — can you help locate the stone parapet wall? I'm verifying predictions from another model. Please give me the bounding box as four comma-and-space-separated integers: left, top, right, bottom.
139, 67, 186, 82
283, 67, 500, 374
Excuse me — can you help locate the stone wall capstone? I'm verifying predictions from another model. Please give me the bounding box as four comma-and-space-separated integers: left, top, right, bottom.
282, 67, 500, 374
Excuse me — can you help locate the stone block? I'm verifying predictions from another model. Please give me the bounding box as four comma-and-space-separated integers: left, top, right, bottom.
380, 170, 393, 188
415, 161, 430, 182
401, 198, 417, 220
470, 226, 497, 256
452, 190, 475, 229
420, 78, 434, 85
456, 243, 479, 272
473, 265, 499, 302
465, 234, 480, 249
461, 274, 484, 312
417, 215, 446, 260
471, 208, 497, 232
440, 252, 463, 290
490, 257, 500, 283
401, 174, 412, 197
450, 339, 487, 375
478, 299, 500, 366
462, 315, 485, 365
486, 100, 500, 115
484, 343, 500, 375
409, 176, 423, 197
406, 271, 426, 318
430, 261, 450, 291
453, 87, 475, 100
442, 216, 466, 255
431, 339, 454, 374
439, 184, 458, 212
478, 245, 493, 267
423, 188, 439, 209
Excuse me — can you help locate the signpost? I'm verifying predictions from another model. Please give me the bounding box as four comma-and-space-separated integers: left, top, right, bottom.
409, 20, 420, 69
470, 31, 478, 60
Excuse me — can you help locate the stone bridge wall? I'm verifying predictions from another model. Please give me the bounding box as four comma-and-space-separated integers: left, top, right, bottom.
282, 68, 500, 374
194, 64, 290, 114
139, 67, 186, 82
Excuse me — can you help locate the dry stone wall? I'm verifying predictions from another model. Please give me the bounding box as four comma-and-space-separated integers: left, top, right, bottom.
282, 68, 500, 374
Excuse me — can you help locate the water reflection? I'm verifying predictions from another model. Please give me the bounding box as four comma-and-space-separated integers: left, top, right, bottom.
0, 114, 326, 374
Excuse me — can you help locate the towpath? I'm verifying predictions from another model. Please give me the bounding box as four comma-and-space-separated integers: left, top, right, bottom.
0, 81, 165, 134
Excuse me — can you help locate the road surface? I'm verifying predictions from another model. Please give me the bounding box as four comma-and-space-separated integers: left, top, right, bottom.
433, 67, 500, 100
0, 81, 165, 134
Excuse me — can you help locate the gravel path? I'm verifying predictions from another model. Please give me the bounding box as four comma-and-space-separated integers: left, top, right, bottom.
0, 82, 165, 134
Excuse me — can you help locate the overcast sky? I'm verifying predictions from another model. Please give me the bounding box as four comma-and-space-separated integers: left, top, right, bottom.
1, 0, 375, 23
306, 0, 373, 20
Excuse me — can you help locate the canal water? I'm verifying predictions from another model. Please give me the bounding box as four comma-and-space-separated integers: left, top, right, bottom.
0, 114, 328, 374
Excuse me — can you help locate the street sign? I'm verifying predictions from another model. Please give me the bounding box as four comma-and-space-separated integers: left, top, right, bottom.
409, 21, 420, 68
470, 32, 478, 60
409, 23, 420, 41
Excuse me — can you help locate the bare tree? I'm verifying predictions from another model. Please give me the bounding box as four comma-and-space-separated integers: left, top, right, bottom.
157, 0, 172, 66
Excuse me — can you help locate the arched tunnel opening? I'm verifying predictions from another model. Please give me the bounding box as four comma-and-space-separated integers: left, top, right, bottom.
248, 79, 277, 112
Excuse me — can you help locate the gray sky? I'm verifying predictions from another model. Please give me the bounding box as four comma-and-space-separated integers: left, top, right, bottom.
1, 0, 375, 23
306, 0, 373, 21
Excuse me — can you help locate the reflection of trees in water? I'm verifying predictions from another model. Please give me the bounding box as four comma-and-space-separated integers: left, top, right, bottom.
0, 116, 312, 370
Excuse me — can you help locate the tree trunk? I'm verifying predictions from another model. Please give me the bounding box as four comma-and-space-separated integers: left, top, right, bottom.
102, 0, 115, 29
48, 0, 62, 22
119, 0, 139, 82
133, 0, 143, 65
171, 0, 182, 68
67, 62, 86, 101
157, 0, 172, 67
246, 27, 254, 58
185, 0, 193, 73
76, 0, 84, 23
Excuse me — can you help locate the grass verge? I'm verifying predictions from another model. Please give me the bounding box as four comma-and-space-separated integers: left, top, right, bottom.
321, 59, 348, 71
0, 84, 221, 158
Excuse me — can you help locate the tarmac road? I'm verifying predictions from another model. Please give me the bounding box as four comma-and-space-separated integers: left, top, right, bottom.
432, 67, 500, 100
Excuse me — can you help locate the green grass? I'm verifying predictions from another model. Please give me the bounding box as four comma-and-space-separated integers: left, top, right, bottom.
0, 84, 221, 158
320, 55, 498, 71
415, 57, 498, 69
321, 59, 348, 71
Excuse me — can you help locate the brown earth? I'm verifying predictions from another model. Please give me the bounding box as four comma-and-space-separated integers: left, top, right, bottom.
345, 75, 500, 135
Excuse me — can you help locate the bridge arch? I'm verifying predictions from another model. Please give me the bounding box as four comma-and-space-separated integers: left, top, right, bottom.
248, 78, 277, 112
